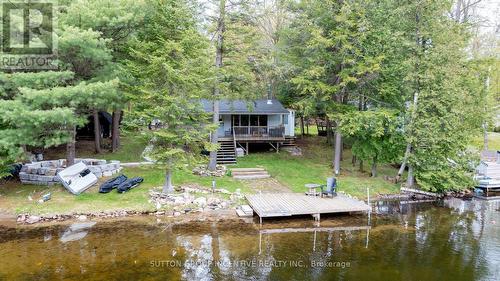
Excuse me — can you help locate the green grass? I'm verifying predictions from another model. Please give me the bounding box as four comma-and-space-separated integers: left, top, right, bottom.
0, 166, 256, 216
235, 136, 399, 199
471, 132, 500, 151
294, 123, 319, 136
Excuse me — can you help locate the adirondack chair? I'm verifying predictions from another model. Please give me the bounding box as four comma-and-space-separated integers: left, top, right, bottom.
321, 177, 337, 198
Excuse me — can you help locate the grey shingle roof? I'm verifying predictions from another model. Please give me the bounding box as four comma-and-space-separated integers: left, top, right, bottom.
201, 99, 289, 114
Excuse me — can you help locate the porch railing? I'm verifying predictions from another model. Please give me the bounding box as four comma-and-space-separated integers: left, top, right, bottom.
231, 125, 285, 138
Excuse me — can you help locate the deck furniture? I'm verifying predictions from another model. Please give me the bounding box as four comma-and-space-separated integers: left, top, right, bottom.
320, 177, 337, 198
305, 183, 322, 196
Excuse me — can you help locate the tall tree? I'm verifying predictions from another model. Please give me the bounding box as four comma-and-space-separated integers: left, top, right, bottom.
397, 0, 485, 191
208, 0, 227, 172
285, 0, 382, 175
59, 0, 146, 152
127, 0, 214, 193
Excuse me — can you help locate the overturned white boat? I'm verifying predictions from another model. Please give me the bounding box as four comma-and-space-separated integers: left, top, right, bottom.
57, 162, 98, 195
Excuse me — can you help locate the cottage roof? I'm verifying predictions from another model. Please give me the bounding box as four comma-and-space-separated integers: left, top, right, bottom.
201, 99, 289, 114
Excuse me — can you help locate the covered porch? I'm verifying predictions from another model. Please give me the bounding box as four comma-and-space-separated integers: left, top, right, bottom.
219, 114, 287, 141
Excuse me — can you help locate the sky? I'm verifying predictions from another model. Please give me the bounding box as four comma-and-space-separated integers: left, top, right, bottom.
473, 0, 500, 35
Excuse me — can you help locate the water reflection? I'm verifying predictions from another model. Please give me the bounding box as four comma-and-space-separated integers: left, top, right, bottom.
0, 199, 499, 281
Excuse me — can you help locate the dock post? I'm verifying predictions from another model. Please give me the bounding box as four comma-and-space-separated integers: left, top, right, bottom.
313, 230, 317, 251
365, 228, 370, 248
312, 213, 320, 222
367, 187, 371, 225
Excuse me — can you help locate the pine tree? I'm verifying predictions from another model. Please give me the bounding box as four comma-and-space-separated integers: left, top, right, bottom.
126, 0, 214, 193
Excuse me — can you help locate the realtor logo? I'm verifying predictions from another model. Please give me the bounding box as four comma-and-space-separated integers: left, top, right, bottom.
1, 0, 57, 70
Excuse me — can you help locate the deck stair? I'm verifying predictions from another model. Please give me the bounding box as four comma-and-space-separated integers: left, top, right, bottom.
217, 140, 236, 164
236, 205, 254, 217
281, 136, 296, 147
231, 168, 270, 180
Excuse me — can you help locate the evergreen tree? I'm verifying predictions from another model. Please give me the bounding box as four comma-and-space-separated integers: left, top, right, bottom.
126, 0, 214, 193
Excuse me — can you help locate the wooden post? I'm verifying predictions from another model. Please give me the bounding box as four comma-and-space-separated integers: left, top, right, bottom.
246, 142, 249, 155
365, 228, 370, 248
276, 142, 279, 153
367, 187, 371, 225
313, 230, 317, 251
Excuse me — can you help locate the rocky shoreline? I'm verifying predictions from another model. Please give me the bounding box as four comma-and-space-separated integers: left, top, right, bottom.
16, 184, 246, 225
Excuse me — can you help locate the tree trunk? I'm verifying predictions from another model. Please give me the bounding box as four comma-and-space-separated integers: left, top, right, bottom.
359, 160, 364, 172
93, 109, 102, 154
483, 123, 489, 151
163, 168, 173, 194
396, 144, 411, 183
208, 101, 220, 171
406, 165, 415, 188
66, 125, 76, 166
371, 157, 377, 177
112, 110, 121, 152
306, 119, 309, 135
300, 115, 305, 136
352, 155, 356, 166
209, 0, 225, 171
333, 128, 342, 175
326, 117, 333, 144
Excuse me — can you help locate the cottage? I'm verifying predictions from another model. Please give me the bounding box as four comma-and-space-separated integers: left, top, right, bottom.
202, 99, 296, 164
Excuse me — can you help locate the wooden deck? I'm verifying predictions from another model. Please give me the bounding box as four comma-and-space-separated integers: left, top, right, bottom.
246, 193, 371, 221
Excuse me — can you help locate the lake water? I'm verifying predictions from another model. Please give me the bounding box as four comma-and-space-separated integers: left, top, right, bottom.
1, 198, 499, 281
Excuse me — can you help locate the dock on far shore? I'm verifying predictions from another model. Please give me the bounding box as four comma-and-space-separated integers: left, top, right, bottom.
245, 193, 371, 223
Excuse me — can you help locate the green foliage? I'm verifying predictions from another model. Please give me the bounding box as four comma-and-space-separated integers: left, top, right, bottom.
0, 71, 74, 99
126, 0, 214, 181
284, 0, 383, 111
340, 109, 404, 168
57, 27, 113, 80
0, 71, 79, 170
60, 0, 146, 58
0, 100, 80, 149
19, 79, 122, 112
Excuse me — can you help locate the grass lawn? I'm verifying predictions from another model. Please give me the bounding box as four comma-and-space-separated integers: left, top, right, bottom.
471, 132, 500, 151
0, 134, 400, 216
235, 136, 399, 199
0, 166, 256, 216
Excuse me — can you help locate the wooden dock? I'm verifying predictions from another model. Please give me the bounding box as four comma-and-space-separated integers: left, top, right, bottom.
246, 193, 371, 222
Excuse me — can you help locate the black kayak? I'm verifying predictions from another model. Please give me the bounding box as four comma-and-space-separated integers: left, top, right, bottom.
117, 177, 144, 193
99, 175, 128, 193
